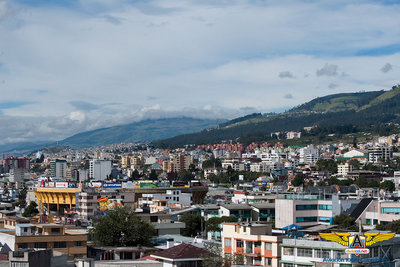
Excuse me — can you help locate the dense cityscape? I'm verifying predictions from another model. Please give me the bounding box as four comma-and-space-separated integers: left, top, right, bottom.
0, 129, 399, 266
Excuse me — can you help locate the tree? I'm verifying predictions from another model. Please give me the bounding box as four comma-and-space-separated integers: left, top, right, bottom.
179, 213, 203, 237
201, 242, 244, 267
316, 159, 338, 174
205, 216, 238, 233
332, 213, 358, 231
22, 201, 39, 217
90, 206, 155, 246
2, 188, 9, 202
292, 174, 305, 187
376, 219, 400, 233
149, 170, 158, 180
380, 180, 395, 192
348, 159, 361, 170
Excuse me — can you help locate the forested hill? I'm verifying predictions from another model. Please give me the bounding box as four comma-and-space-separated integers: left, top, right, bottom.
155, 85, 400, 147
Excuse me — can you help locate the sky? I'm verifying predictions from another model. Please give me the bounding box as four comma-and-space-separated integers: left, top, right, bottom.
0, 0, 399, 145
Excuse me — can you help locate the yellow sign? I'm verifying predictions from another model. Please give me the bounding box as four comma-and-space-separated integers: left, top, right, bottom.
319, 232, 395, 255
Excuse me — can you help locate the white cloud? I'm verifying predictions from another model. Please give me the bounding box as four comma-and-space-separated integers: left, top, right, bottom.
0, 0, 399, 144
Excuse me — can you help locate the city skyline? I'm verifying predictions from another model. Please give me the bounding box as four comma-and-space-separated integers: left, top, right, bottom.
0, 0, 399, 144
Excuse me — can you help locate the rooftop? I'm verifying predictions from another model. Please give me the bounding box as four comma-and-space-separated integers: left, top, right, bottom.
152, 243, 208, 260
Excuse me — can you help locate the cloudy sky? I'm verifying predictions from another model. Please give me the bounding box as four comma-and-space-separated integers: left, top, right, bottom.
0, 0, 399, 144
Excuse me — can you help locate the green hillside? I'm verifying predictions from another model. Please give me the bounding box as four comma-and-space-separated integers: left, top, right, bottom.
156, 85, 400, 147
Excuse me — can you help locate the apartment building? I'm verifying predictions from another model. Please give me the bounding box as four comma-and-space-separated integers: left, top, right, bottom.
89, 159, 112, 180
222, 222, 281, 267
337, 162, 353, 177
275, 195, 359, 229
138, 190, 192, 210
50, 159, 67, 179
0, 223, 87, 259
162, 154, 192, 173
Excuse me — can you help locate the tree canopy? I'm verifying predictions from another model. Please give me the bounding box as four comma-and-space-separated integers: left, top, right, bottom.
332, 213, 358, 231
22, 201, 39, 217
90, 206, 155, 247
376, 219, 400, 233
179, 213, 203, 237
205, 216, 238, 232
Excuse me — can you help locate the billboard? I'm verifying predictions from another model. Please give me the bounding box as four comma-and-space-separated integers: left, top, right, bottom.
103, 182, 122, 188
98, 197, 123, 211
55, 182, 68, 188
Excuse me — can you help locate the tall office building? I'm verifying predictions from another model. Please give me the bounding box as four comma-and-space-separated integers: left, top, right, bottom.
89, 159, 112, 180
50, 159, 68, 178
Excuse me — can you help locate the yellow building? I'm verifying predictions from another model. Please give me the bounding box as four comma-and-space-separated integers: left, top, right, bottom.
35, 188, 80, 215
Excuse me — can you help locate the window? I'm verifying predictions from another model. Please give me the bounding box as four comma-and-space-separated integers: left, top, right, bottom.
254, 241, 261, 248
18, 243, 28, 249
243, 226, 247, 232
283, 247, 294, 256
54, 242, 67, 248
224, 238, 232, 247
265, 243, 272, 251
176, 197, 179, 201
315, 249, 330, 258
297, 248, 312, 257
11, 263, 28, 267
319, 217, 331, 223
51, 228, 61, 234
319, 204, 332, 210
296, 217, 318, 223
34, 242, 47, 249
296, 204, 317, 210
282, 264, 294, 267
236, 240, 243, 248
74, 241, 83, 247
333, 250, 346, 259
381, 207, 400, 214
121, 195, 124, 199
23, 228, 27, 232
267, 258, 272, 266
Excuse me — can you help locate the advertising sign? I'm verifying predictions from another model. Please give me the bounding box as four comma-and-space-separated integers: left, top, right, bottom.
55, 182, 68, 188
98, 197, 123, 211
319, 232, 395, 255
103, 182, 122, 188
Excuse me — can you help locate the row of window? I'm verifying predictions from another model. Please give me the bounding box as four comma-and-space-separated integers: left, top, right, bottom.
224, 239, 272, 251
283, 247, 346, 258
381, 207, 400, 214
295, 204, 332, 210
18, 241, 84, 249
296, 216, 332, 223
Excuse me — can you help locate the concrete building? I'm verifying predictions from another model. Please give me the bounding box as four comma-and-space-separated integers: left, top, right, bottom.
337, 163, 353, 177
222, 222, 281, 267
0, 223, 87, 259
368, 145, 393, 163
50, 159, 67, 179
2, 157, 30, 183
138, 190, 192, 211
299, 145, 319, 165
163, 155, 192, 173
275, 195, 359, 229
89, 160, 112, 180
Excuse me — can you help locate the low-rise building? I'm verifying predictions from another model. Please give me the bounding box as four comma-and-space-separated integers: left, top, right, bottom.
222, 222, 281, 267
0, 223, 87, 259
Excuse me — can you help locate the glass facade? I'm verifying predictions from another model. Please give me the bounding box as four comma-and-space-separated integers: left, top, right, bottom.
381, 207, 400, 214
296, 216, 318, 222
296, 204, 317, 210
319, 204, 332, 210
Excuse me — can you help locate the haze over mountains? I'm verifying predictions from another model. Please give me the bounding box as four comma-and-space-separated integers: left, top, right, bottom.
1, 86, 400, 155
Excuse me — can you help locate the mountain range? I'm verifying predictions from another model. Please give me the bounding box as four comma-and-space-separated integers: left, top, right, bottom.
2, 85, 400, 154
0, 117, 224, 154
156, 85, 400, 146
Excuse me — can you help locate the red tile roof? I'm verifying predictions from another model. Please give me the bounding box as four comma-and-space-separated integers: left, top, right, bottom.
152, 243, 209, 260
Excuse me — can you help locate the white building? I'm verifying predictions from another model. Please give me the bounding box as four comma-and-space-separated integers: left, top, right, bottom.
89, 159, 112, 180
299, 145, 319, 164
